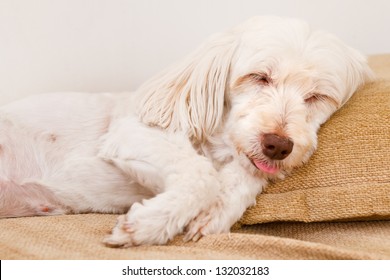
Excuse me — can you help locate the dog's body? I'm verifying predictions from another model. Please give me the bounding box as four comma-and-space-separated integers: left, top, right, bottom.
0, 17, 372, 246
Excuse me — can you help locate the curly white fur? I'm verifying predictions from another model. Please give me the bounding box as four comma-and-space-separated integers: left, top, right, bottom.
0, 16, 373, 246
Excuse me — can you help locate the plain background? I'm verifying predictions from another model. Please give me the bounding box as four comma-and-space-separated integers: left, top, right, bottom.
0, 0, 389, 104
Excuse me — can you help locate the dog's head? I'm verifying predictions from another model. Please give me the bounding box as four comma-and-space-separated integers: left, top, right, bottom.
138, 16, 374, 177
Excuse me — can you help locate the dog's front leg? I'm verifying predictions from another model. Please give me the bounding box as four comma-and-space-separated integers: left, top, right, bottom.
99, 117, 221, 246
104, 170, 220, 246
185, 160, 266, 241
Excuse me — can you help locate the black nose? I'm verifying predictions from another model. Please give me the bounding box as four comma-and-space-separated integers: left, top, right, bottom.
262, 133, 294, 160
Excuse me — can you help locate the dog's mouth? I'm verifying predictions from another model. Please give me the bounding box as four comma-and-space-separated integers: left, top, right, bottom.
249, 157, 279, 175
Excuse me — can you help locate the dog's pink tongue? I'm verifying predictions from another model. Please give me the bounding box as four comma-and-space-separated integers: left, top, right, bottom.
253, 159, 279, 174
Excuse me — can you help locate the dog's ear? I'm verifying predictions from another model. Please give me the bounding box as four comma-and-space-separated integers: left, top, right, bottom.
341, 45, 375, 106
137, 32, 237, 141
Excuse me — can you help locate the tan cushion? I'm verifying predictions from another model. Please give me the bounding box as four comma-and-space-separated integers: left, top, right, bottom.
240, 56, 390, 225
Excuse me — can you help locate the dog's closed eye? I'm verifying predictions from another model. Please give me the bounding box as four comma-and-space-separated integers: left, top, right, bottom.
304, 93, 326, 103
248, 73, 272, 86
304, 93, 339, 107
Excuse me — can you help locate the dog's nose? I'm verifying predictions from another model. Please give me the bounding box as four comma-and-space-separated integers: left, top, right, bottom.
262, 133, 294, 160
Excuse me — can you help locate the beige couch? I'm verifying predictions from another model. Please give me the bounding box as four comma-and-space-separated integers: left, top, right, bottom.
1, 54, 389, 260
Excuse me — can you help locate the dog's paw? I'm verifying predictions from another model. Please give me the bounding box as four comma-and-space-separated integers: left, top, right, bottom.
184, 200, 230, 242
183, 210, 212, 242
103, 214, 148, 248
103, 215, 135, 248
103, 201, 182, 247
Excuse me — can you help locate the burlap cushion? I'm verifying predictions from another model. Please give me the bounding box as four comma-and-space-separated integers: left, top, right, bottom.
240, 74, 390, 225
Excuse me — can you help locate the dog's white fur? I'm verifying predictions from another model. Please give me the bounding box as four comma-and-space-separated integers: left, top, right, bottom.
0, 16, 373, 246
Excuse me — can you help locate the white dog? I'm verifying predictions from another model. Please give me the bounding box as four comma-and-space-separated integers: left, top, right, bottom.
0, 16, 372, 246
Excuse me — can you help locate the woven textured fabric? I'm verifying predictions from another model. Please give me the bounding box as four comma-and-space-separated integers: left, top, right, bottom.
240, 66, 390, 225
1, 214, 390, 259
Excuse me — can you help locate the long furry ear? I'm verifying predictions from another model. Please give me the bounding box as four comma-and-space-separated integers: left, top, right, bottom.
136, 32, 237, 142
340, 45, 376, 106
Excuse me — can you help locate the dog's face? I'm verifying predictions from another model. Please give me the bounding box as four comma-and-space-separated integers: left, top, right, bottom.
225, 17, 373, 177
138, 16, 373, 178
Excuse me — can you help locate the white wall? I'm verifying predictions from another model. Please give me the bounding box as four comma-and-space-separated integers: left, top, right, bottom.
0, 0, 389, 104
